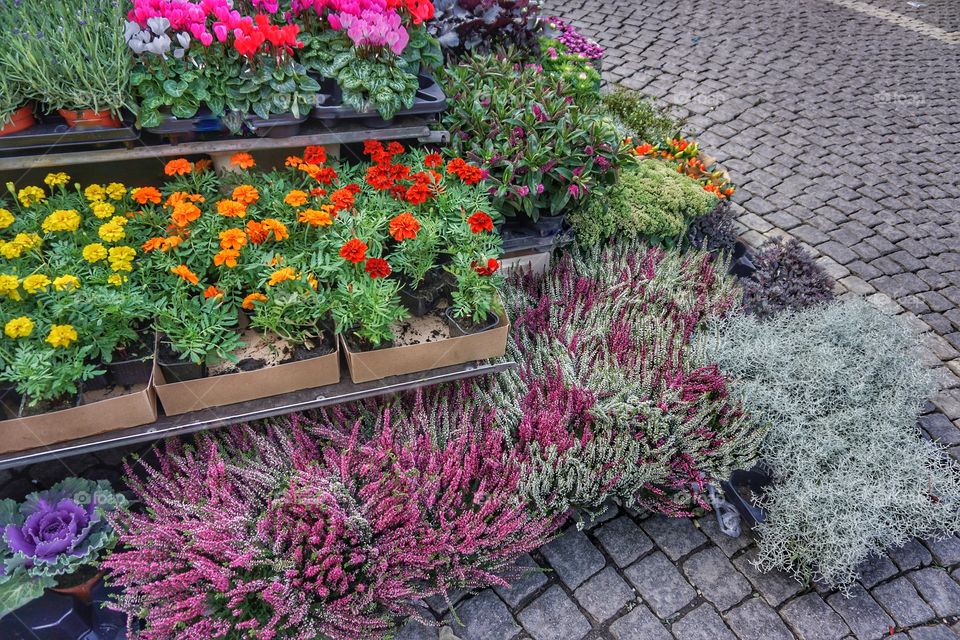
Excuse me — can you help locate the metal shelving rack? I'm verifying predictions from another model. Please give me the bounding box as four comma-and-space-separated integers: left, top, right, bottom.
0, 360, 515, 470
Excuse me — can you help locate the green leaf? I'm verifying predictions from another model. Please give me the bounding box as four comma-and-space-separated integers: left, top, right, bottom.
162, 79, 188, 98
0, 571, 52, 618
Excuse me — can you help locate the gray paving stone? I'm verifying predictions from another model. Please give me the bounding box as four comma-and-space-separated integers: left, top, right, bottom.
444, 590, 519, 640
780, 593, 851, 640
396, 616, 440, 640
732, 548, 804, 606
856, 555, 899, 589
723, 598, 794, 640
907, 625, 956, 640
681, 547, 752, 611
872, 577, 936, 628
697, 515, 753, 557
923, 535, 960, 567
906, 567, 960, 617
918, 413, 960, 446
623, 551, 696, 618
826, 586, 894, 640
573, 566, 634, 623
608, 603, 671, 640
494, 554, 548, 609
640, 515, 707, 561
594, 516, 654, 568
539, 530, 605, 590
516, 585, 590, 640
671, 603, 736, 640
888, 539, 934, 572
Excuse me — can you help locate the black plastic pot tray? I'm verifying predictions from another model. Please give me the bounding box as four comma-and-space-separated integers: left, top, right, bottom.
145, 111, 309, 139
0, 119, 138, 154
311, 73, 446, 125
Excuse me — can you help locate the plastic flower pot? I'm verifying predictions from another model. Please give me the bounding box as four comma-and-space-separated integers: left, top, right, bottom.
107, 353, 153, 387
0, 590, 92, 639
531, 213, 566, 238
0, 104, 36, 136
398, 271, 446, 317
0, 384, 21, 420
18, 389, 83, 418
720, 467, 772, 529
728, 241, 757, 279
51, 569, 105, 606
157, 343, 205, 383
83, 371, 111, 391
57, 108, 122, 129
444, 307, 500, 337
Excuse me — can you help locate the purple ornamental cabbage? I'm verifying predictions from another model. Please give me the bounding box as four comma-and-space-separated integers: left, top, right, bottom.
0, 477, 124, 616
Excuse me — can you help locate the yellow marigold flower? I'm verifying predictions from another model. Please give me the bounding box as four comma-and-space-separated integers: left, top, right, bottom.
109, 215, 128, 227
46, 324, 78, 349
0, 241, 22, 259
108, 246, 136, 272
4, 316, 33, 339
0, 274, 20, 300
84, 184, 106, 202
52, 274, 80, 291
22, 274, 51, 294
0, 208, 14, 230
105, 182, 126, 200
13, 233, 40, 250
267, 266, 297, 286
82, 243, 108, 263
107, 274, 127, 286
43, 172, 70, 189
41, 209, 81, 233
18, 186, 45, 207
98, 221, 125, 243
90, 201, 115, 219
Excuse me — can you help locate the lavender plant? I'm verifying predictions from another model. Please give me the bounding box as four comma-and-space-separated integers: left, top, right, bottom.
495, 239, 764, 517
741, 237, 835, 318
704, 300, 960, 589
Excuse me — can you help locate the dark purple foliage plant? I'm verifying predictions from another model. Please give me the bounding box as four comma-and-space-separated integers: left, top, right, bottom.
741, 237, 835, 319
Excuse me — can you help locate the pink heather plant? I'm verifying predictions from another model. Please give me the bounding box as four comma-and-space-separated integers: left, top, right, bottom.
105, 398, 560, 639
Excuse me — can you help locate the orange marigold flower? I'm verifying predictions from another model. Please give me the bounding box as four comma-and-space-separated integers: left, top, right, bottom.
303, 145, 327, 165
245, 220, 269, 245
284, 190, 308, 207
330, 188, 354, 213
216, 199, 247, 218
389, 212, 421, 241
194, 158, 212, 173
142, 237, 166, 253
262, 218, 289, 241
171, 264, 199, 285
467, 211, 494, 234
285, 155, 303, 168
364, 257, 391, 279
242, 292, 267, 310
213, 249, 240, 268
339, 238, 367, 264
424, 152, 443, 168
232, 185, 259, 205
230, 152, 255, 169
162, 236, 182, 251
298, 207, 334, 227
164, 158, 192, 176
633, 143, 654, 156
165, 192, 204, 208
219, 228, 247, 251
132, 186, 162, 205
203, 285, 224, 299
170, 202, 201, 227
267, 267, 297, 286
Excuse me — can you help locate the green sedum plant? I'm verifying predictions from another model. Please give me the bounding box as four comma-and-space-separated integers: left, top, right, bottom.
704, 300, 960, 589
570, 158, 717, 247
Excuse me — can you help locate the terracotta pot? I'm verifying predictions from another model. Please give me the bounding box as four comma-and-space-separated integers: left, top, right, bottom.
51, 570, 104, 605
0, 104, 36, 136
57, 108, 121, 129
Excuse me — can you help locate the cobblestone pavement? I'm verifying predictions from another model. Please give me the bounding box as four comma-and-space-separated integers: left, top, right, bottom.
544, 0, 960, 426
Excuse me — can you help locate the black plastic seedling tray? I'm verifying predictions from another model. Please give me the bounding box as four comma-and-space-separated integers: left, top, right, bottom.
0, 119, 138, 154
311, 73, 446, 126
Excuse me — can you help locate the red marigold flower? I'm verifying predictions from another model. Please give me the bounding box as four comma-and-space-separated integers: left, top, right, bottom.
473, 258, 500, 276
467, 211, 494, 234
386, 141, 405, 156
405, 182, 430, 205
364, 257, 391, 279
423, 152, 443, 168
389, 212, 420, 241
339, 238, 367, 263
303, 145, 327, 165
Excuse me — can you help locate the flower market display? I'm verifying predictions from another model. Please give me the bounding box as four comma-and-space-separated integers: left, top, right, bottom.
2, 2, 958, 639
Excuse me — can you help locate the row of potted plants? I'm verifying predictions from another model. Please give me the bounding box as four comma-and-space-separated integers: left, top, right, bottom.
0, 142, 507, 435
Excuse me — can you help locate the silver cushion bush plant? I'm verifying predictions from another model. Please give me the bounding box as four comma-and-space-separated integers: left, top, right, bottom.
704, 300, 960, 589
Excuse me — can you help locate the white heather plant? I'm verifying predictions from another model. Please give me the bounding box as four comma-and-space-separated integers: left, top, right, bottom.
704, 299, 960, 590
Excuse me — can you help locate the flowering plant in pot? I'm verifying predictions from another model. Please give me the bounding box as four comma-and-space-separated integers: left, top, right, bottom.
444, 252, 503, 335
540, 17, 603, 99
0, 0, 130, 128
632, 135, 736, 199
0, 175, 154, 415
0, 72, 35, 137
126, 0, 320, 132
293, 0, 442, 120
0, 477, 125, 617
439, 51, 628, 225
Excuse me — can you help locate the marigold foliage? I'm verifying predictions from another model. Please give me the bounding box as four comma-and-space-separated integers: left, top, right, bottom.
704, 300, 960, 589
